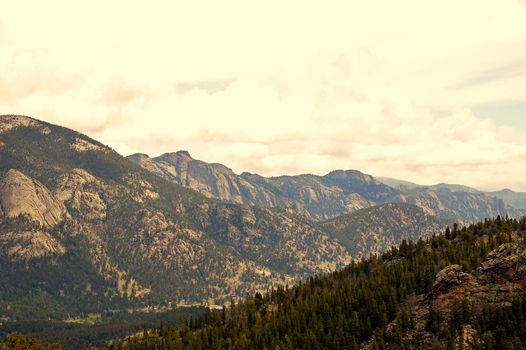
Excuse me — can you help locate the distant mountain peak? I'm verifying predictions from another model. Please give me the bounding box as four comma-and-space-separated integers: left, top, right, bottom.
325, 169, 376, 183
175, 150, 192, 158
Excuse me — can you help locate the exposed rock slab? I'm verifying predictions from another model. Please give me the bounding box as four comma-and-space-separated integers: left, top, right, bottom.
432, 243, 526, 310
0, 169, 68, 228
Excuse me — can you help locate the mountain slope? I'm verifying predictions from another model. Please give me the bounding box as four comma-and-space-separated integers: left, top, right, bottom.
320, 203, 444, 258
0, 115, 351, 322
112, 217, 526, 350
390, 187, 521, 224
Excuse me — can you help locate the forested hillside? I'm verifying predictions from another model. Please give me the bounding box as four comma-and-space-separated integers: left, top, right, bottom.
320, 203, 443, 258
107, 217, 526, 349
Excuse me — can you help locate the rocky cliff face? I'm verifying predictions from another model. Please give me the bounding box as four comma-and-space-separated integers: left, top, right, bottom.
488, 188, 526, 210
128, 151, 282, 208
379, 177, 526, 222
129, 152, 522, 224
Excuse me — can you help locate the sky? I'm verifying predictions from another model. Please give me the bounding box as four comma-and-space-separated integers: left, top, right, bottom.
1, 1, 526, 191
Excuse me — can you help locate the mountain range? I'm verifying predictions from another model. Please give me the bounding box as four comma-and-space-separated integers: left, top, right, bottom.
128, 151, 524, 223
1, 114, 525, 334
0, 115, 443, 325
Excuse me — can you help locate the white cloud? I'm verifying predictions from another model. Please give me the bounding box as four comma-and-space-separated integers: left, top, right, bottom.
1, 0, 526, 191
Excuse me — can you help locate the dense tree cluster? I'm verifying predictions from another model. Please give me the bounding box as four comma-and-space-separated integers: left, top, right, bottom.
99, 216, 526, 349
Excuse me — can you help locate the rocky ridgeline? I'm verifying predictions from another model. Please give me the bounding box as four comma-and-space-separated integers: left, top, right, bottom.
129, 152, 522, 223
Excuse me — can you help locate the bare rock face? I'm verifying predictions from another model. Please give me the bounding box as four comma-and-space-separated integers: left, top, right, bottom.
0, 115, 53, 136
130, 151, 274, 206
54, 168, 99, 202
432, 243, 526, 310
432, 264, 479, 293
0, 230, 65, 262
476, 243, 526, 283
70, 137, 107, 153
0, 169, 68, 228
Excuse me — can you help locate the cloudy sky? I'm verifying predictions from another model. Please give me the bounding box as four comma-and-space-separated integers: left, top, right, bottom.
1, 1, 526, 191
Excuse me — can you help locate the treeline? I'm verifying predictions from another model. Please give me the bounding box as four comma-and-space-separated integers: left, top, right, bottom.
100, 216, 526, 349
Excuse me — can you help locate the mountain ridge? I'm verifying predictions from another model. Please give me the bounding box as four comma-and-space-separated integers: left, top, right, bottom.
128, 151, 523, 223
379, 176, 526, 210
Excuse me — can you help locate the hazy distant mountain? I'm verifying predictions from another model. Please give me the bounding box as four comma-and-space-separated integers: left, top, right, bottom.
130, 152, 522, 224
378, 177, 480, 193
375, 177, 424, 191
378, 176, 526, 214
487, 188, 526, 210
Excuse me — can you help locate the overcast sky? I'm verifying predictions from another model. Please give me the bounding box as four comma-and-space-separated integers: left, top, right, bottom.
1, 1, 526, 191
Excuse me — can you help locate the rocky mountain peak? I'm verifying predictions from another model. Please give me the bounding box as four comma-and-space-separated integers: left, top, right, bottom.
156, 151, 193, 163
175, 150, 192, 158
325, 169, 374, 183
